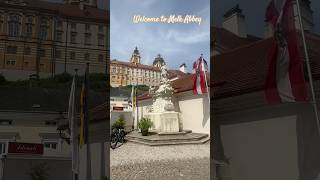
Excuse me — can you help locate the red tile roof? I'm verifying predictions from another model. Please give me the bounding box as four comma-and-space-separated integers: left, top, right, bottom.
89, 102, 108, 123
211, 27, 261, 52
110, 60, 160, 71
213, 32, 320, 99
167, 70, 190, 79
0, 0, 109, 22
138, 72, 211, 101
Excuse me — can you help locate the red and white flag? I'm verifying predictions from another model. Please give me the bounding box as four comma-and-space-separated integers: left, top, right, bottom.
265, 0, 307, 103
193, 55, 208, 94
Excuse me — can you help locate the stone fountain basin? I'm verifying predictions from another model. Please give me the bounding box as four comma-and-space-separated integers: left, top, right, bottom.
144, 112, 180, 133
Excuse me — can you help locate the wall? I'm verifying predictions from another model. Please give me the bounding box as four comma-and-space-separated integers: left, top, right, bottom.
78, 120, 108, 180
176, 91, 210, 134
0, 111, 70, 156
220, 115, 299, 180
138, 90, 210, 134
1, 155, 72, 180
110, 111, 133, 131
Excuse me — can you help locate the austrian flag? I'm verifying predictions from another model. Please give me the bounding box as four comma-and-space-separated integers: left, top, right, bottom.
193, 55, 208, 94
265, 0, 307, 103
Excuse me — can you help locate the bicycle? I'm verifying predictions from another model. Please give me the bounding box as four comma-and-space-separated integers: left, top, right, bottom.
110, 128, 126, 149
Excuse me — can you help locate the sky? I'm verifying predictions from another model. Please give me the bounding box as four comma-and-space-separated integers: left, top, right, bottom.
212, 0, 320, 37
110, 0, 210, 71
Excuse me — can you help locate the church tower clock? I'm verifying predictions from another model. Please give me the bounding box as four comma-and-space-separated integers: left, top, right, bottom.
130, 47, 141, 64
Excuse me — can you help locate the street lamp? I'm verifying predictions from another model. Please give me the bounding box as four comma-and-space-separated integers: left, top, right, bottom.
56, 112, 70, 144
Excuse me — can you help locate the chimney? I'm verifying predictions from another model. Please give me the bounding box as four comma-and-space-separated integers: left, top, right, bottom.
222, 5, 247, 38
90, 0, 97, 7
179, 63, 187, 73
79, 2, 84, 10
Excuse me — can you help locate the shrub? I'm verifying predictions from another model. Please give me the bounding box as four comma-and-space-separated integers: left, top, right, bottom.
53, 72, 72, 83
112, 115, 125, 129
27, 163, 49, 180
138, 118, 153, 136
0, 74, 7, 85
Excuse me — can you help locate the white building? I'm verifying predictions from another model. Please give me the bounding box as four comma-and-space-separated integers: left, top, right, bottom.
137, 73, 210, 135
212, 30, 320, 180
0, 87, 107, 180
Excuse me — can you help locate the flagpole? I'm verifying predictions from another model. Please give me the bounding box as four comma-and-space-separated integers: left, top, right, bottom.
201, 54, 210, 104
131, 85, 135, 130
296, 0, 320, 136
85, 63, 92, 180
74, 69, 79, 180
136, 86, 139, 128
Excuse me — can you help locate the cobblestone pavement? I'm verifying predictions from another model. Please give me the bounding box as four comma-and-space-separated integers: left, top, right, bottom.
110, 142, 210, 180
111, 157, 210, 180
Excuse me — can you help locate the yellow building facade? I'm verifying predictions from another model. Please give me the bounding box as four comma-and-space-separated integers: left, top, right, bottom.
110, 47, 162, 87
0, 0, 108, 80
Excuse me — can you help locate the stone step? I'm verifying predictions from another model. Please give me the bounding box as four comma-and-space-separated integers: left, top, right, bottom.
126, 136, 210, 146
125, 134, 208, 144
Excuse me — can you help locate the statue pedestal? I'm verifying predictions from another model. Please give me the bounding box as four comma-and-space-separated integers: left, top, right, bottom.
145, 112, 179, 133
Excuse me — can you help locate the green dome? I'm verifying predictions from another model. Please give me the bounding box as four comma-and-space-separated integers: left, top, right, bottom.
153, 54, 166, 66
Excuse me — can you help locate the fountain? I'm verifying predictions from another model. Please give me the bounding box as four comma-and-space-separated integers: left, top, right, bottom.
145, 64, 180, 133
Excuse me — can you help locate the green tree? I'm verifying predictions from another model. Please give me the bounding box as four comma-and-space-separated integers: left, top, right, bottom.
0, 74, 7, 85
27, 163, 49, 180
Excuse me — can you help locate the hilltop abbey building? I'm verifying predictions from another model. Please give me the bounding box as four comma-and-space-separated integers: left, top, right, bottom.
110, 47, 166, 87
0, 0, 109, 80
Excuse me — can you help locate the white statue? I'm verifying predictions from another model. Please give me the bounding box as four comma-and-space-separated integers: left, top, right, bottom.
145, 63, 180, 133
152, 64, 175, 113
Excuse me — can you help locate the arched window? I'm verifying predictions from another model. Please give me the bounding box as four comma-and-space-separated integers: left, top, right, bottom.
25, 16, 33, 38
39, 17, 48, 40
0, 14, 3, 32
8, 15, 20, 37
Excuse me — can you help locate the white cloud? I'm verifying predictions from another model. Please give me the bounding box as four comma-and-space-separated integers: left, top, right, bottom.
110, 0, 210, 69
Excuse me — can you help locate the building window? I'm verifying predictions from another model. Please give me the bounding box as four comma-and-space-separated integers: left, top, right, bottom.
71, 22, 76, 30
26, 24, 32, 37
25, 16, 33, 38
70, 52, 75, 60
0, 15, 3, 32
55, 49, 61, 58
71, 32, 77, 43
39, 49, 45, 57
24, 47, 31, 55
57, 20, 62, 28
6, 60, 16, 65
56, 31, 63, 41
0, 119, 13, 125
98, 25, 103, 33
45, 120, 56, 126
39, 18, 48, 40
112, 67, 116, 73
8, 15, 20, 37
43, 141, 58, 150
0, 142, 6, 154
98, 34, 104, 46
84, 33, 91, 45
6, 46, 17, 54
98, 54, 103, 62
85, 24, 90, 31
84, 53, 90, 61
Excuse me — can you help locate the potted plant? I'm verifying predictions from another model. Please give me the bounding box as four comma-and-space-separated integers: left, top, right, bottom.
138, 117, 153, 136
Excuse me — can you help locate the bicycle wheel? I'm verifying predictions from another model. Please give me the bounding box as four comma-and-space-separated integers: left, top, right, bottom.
110, 132, 118, 149
119, 129, 126, 143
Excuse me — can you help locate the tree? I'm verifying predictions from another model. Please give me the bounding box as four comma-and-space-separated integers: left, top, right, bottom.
0, 74, 7, 85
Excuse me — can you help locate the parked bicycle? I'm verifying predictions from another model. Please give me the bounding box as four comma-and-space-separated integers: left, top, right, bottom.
110, 128, 126, 149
